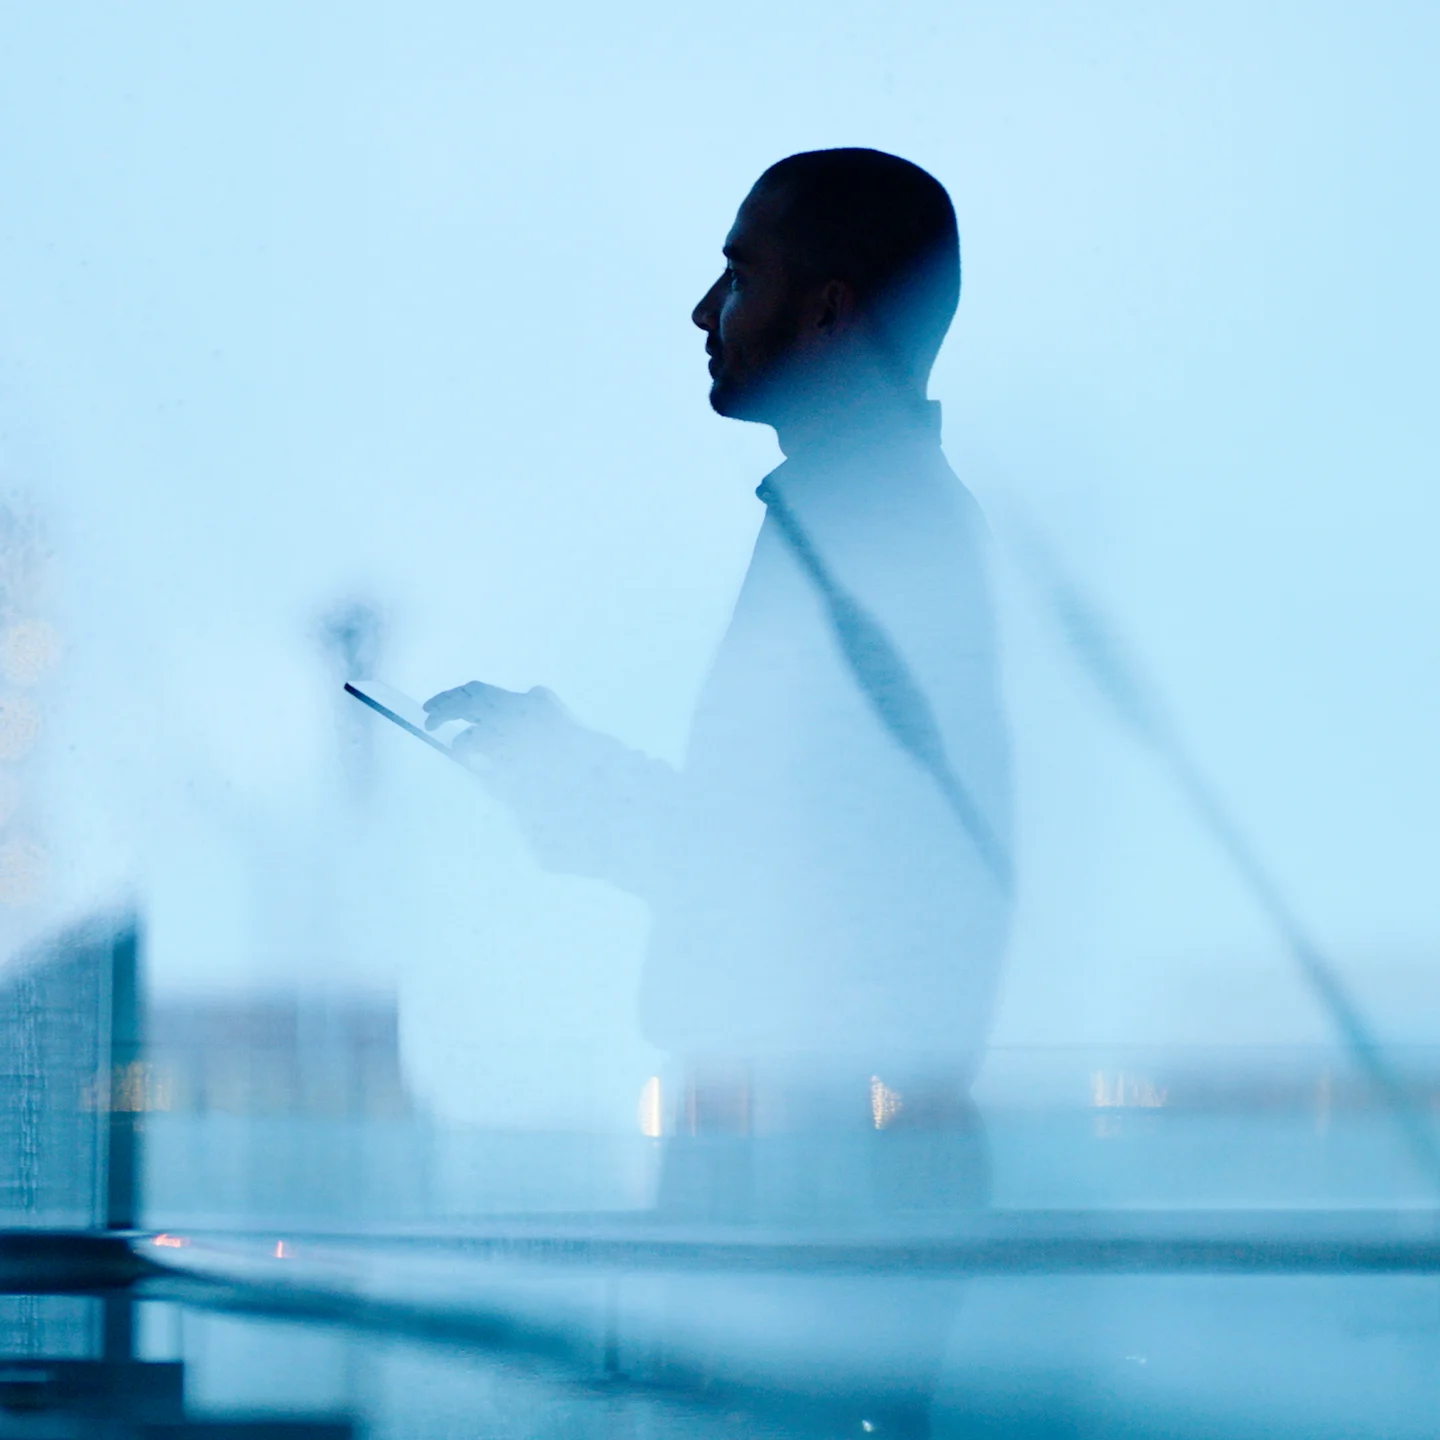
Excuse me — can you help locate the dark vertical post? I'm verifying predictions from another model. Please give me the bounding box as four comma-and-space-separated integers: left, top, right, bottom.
105, 919, 142, 1232
104, 918, 142, 1363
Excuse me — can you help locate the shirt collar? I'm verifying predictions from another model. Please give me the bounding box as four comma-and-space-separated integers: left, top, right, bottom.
756, 400, 943, 508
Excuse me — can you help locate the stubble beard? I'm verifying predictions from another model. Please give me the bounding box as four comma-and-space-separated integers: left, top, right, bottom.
707, 314, 806, 423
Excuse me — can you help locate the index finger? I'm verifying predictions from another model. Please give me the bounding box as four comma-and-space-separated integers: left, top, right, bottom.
422, 681, 504, 730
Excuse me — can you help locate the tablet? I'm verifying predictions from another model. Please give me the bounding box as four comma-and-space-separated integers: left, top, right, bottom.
344, 679, 469, 757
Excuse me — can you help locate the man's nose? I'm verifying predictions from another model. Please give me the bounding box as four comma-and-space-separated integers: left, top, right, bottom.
692, 274, 725, 331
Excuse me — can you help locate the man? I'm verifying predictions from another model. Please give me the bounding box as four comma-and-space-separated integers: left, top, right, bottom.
426, 147, 1011, 1226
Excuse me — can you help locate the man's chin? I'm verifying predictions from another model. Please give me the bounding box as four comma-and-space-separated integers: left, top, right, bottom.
708, 377, 765, 422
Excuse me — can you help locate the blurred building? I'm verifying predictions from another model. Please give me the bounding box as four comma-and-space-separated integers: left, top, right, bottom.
145, 989, 432, 1231
0, 914, 130, 1230
149, 990, 413, 1122
975, 1041, 1440, 1208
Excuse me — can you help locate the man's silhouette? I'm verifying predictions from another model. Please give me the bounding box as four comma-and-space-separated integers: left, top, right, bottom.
426, 147, 1011, 1225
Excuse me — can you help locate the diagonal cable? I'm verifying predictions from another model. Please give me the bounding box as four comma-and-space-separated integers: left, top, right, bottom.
758, 478, 1013, 894
1002, 506, 1440, 1190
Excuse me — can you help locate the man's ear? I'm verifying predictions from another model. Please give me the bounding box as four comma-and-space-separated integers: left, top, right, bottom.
814, 278, 857, 336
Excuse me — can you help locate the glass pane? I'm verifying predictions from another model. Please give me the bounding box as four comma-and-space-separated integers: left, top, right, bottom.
1, 2, 1437, 1433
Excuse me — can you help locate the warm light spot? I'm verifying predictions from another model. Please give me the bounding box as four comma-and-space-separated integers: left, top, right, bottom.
0, 838, 46, 906
0, 620, 61, 688
275, 1241, 292, 1259
0, 697, 40, 761
870, 1075, 904, 1129
638, 1076, 664, 1138
153, 1234, 189, 1249
83, 1062, 172, 1114
1090, 1070, 1167, 1109
117, 1061, 170, 1113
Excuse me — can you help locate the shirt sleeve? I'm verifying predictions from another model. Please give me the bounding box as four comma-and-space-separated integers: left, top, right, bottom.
477, 715, 678, 900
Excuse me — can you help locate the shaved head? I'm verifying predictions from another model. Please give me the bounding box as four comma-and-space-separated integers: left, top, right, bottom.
753, 148, 961, 384
693, 149, 961, 430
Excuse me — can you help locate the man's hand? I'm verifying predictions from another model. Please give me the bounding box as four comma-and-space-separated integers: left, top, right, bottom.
423, 681, 569, 766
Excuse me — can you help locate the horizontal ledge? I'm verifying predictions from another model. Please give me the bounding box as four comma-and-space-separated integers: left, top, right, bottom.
0, 1231, 160, 1293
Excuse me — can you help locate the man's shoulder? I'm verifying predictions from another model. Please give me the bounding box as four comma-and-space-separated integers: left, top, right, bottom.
766, 437, 994, 596
870, 446, 991, 560
929, 445, 986, 516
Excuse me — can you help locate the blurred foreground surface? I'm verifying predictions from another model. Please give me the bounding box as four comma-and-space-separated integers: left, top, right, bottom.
2, 924, 1439, 1436
0, 1218, 1437, 1439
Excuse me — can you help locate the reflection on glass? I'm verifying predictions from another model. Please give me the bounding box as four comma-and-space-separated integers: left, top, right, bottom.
2, 3, 1439, 1434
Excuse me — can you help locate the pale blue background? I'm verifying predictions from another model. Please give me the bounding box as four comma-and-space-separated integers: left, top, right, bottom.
2, 2, 1437, 1128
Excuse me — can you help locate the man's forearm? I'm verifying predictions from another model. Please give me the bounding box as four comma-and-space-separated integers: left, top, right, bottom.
481, 720, 678, 899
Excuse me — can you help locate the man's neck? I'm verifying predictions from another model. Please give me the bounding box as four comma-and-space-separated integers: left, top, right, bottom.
771, 384, 938, 461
